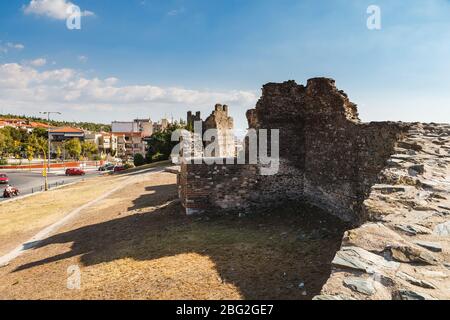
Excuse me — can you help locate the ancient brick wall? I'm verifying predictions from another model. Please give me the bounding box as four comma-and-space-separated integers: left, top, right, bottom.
178, 160, 259, 215
179, 78, 408, 223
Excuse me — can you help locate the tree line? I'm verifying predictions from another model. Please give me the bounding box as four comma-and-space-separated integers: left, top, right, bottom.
0, 126, 98, 165
0, 114, 111, 133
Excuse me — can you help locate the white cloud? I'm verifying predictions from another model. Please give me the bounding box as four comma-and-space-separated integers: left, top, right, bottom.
0, 42, 25, 54
0, 62, 258, 123
77, 55, 88, 63
7, 43, 25, 50
168, 7, 186, 16
28, 58, 47, 67
23, 0, 95, 20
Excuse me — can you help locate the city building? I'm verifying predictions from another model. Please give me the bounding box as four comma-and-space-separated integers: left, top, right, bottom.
48, 127, 85, 155
100, 133, 118, 156
112, 119, 153, 137
115, 132, 145, 158
111, 118, 172, 158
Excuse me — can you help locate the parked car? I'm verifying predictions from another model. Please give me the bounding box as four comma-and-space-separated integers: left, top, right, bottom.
113, 166, 126, 173
66, 168, 86, 176
0, 174, 9, 184
98, 164, 115, 172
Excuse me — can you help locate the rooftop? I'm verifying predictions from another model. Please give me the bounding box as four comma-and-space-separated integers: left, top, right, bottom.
49, 127, 84, 134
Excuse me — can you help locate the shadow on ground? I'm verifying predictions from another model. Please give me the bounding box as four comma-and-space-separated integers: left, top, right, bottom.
14, 182, 348, 300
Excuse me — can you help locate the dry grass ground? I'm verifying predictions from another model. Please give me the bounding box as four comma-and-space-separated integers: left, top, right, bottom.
0, 172, 347, 300
0, 174, 131, 256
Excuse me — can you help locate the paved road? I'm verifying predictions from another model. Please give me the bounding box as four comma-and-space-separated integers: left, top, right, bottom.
0, 170, 102, 201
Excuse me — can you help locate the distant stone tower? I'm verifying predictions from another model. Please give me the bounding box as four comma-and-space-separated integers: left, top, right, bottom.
203, 104, 235, 158
187, 111, 202, 130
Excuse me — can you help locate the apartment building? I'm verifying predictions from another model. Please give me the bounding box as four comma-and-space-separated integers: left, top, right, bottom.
111, 118, 171, 158
115, 132, 145, 158
48, 127, 85, 155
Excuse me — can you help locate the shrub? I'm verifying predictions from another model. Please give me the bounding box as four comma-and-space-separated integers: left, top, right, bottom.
0, 158, 8, 165
152, 152, 166, 163
124, 163, 135, 170
133, 154, 145, 167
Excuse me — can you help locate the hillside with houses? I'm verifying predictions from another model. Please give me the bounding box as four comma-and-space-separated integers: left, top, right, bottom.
0, 115, 183, 166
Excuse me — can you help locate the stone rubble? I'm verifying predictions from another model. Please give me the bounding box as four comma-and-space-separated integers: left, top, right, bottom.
319, 124, 450, 300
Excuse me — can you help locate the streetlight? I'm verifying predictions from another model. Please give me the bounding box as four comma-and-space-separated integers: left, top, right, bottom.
40, 111, 61, 191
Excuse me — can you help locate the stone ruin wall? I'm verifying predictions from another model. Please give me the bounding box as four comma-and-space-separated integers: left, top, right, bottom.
179, 78, 408, 223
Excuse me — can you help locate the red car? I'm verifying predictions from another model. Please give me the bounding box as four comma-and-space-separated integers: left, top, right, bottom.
113, 166, 126, 173
0, 174, 9, 184
65, 168, 86, 176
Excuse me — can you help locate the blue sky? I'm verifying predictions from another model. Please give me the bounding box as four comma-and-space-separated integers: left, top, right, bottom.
0, 0, 449, 131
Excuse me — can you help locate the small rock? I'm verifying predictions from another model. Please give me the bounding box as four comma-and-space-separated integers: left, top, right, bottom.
395, 224, 433, 236
332, 246, 400, 273
389, 245, 439, 266
418, 270, 448, 279
434, 221, 450, 236
414, 241, 443, 253
343, 277, 376, 295
387, 159, 404, 168
344, 223, 406, 253
409, 164, 425, 175
394, 290, 436, 300
373, 185, 407, 194
396, 272, 437, 289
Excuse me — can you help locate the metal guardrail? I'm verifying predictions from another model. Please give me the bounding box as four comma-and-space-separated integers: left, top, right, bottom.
29, 179, 86, 194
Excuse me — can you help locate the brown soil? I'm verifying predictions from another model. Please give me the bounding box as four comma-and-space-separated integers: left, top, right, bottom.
0, 172, 347, 300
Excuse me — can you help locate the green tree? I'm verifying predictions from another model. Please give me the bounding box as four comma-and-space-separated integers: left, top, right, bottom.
56, 146, 62, 160
0, 130, 8, 157
133, 153, 145, 167
26, 145, 35, 169
64, 139, 82, 160
32, 127, 48, 139
145, 123, 186, 163
81, 141, 98, 159
29, 135, 47, 159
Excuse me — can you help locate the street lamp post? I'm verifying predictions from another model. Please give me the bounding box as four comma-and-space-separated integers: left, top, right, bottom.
40, 111, 61, 191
